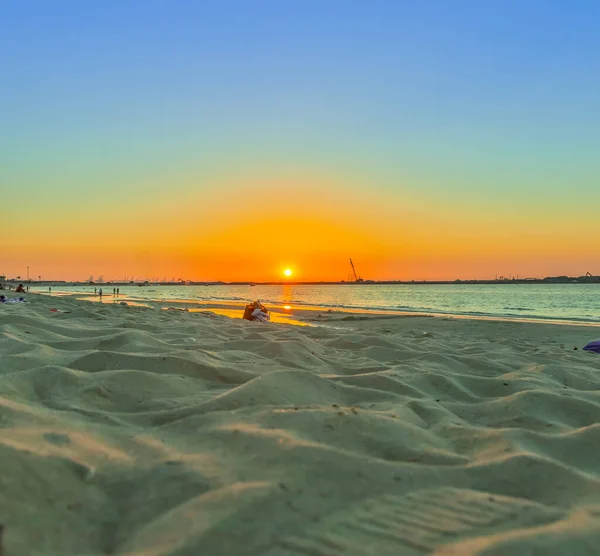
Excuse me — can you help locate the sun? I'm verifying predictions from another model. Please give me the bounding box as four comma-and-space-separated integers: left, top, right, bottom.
284, 268, 293, 277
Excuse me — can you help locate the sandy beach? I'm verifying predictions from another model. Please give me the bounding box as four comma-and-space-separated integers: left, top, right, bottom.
2, 292, 600, 555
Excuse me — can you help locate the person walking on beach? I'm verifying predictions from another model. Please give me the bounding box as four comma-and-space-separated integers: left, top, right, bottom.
99, 288, 103, 298
94, 287, 97, 296
117, 287, 119, 295
48, 286, 51, 293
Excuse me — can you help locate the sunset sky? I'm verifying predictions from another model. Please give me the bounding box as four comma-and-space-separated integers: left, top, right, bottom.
2, 1, 599, 281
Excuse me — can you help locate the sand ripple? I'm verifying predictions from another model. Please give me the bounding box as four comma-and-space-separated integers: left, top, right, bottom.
1, 296, 600, 554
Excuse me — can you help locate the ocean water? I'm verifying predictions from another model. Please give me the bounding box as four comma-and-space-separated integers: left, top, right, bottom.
41, 284, 600, 324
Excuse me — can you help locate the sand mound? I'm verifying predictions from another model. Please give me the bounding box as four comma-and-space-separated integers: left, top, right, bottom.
1, 294, 600, 555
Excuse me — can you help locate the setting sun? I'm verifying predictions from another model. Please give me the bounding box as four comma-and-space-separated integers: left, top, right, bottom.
284, 269, 293, 277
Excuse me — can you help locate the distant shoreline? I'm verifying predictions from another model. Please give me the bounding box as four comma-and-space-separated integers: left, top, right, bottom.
3, 276, 600, 286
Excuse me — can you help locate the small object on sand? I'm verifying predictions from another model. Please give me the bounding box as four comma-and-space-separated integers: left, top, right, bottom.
120, 302, 128, 306
243, 300, 270, 322
1, 296, 26, 303
583, 340, 600, 354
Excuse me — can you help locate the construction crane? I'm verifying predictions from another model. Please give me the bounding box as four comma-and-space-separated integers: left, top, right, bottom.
348, 258, 364, 283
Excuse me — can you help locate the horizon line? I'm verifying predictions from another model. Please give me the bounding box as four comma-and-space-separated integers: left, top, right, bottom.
3, 275, 600, 285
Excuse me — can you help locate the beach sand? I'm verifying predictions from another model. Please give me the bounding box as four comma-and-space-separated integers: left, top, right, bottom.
1, 293, 600, 555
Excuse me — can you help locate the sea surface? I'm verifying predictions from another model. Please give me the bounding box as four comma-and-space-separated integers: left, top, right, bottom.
38, 284, 600, 325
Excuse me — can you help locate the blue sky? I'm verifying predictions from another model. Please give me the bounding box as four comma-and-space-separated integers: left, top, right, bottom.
3, 1, 599, 191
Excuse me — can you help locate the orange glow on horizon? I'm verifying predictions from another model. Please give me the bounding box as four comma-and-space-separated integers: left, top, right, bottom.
5, 169, 600, 282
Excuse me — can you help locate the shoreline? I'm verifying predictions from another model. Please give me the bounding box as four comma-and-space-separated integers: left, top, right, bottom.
33, 289, 600, 328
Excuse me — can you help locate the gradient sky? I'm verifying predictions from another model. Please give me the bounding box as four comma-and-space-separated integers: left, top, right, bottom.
2, 0, 599, 281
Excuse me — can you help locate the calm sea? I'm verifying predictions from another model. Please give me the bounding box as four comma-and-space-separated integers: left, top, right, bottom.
40, 284, 600, 325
